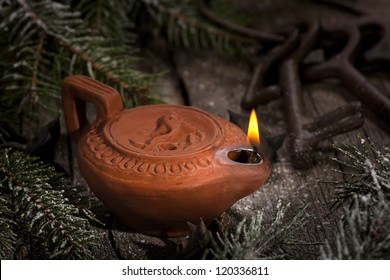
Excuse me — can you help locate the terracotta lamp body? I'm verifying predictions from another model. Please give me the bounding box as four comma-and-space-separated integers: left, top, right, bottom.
61, 75, 271, 237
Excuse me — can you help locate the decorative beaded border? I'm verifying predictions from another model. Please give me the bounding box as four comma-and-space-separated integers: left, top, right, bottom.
85, 126, 212, 175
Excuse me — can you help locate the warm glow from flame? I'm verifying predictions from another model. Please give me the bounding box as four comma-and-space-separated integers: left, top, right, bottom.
247, 109, 260, 147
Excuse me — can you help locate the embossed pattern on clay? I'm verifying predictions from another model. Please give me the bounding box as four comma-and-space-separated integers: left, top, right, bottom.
85, 123, 212, 175
103, 104, 223, 157
128, 112, 204, 152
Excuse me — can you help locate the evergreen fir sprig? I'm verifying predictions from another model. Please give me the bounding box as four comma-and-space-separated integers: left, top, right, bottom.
330, 136, 390, 209
0, 195, 16, 259
137, 0, 255, 55
0, 148, 98, 259
0, 0, 159, 124
208, 0, 254, 28
320, 195, 390, 259
58, 181, 104, 227
74, 0, 136, 44
204, 201, 308, 259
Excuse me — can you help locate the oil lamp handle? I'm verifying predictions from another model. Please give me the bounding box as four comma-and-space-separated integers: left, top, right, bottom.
61, 75, 123, 143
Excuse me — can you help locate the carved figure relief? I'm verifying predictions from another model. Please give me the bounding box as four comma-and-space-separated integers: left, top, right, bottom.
128, 112, 204, 152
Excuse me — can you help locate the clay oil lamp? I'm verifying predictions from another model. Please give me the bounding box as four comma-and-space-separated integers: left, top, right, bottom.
61, 75, 271, 237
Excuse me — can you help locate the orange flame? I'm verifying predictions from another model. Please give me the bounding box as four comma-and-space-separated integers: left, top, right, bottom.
247, 109, 260, 147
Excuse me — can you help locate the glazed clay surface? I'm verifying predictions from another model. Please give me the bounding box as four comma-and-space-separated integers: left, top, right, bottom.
62, 75, 271, 237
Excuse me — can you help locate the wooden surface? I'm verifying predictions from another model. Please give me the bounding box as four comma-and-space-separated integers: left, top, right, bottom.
50, 0, 390, 259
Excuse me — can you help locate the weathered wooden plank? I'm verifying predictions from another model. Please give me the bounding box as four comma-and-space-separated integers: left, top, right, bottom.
174, 50, 250, 119
90, 227, 118, 260
109, 216, 180, 260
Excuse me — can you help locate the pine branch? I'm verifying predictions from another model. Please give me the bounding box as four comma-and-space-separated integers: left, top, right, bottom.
0, 195, 16, 259
0, 0, 160, 125
321, 137, 390, 259
320, 196, 390, 259
74, 0, 136, 43
208, 0, 254, 27
0, 148, 99, 259
59, 182, 104, 227
204, 201, 309, 259
137, 0, 256, 55
30, 35, 45, 106
19, 0, 156, 91
330, 136, 390, 210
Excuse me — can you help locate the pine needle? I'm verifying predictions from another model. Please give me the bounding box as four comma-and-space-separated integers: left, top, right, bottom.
0, 148, 99, 259
0, 194, 16, 259
204, 201, 309, 259
320, 196, 390, 259
0, 0, 160, 125
330, 136, 390, 210
136, 0, 256, 55
321, 136, 390, 259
